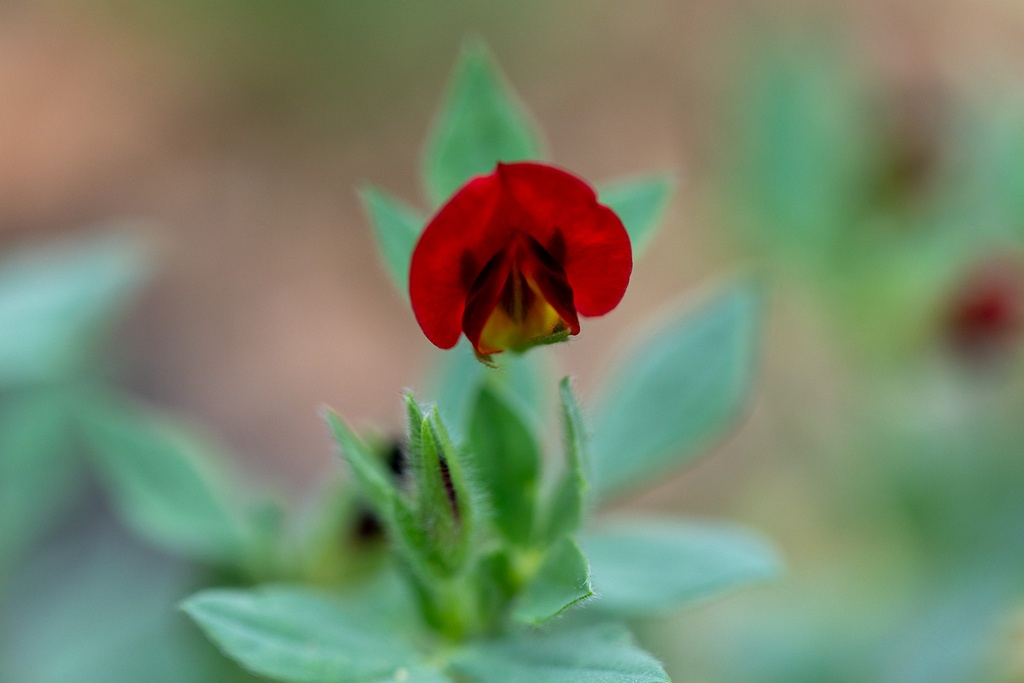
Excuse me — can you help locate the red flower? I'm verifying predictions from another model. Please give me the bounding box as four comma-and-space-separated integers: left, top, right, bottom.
409, 162, 632, 359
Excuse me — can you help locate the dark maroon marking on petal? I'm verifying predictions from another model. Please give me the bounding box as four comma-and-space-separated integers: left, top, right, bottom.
520, 232, 579, 333
459, 250, 480, 292
546, 228, 567, 264
462, 246, 513, 354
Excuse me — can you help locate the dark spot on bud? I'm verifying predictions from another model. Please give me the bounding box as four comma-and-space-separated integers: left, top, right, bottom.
438, 457, 460, 522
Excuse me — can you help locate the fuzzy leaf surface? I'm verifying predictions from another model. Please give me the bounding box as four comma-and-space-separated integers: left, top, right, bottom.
450, 621, 669, 683
422, 41, 542, 206
360, 186, 424, 295
590, 283, 759, 501
467, 383, 539, 544
599, 175, 674, 258
583, 517, 783, 617
540, 378, 587, 543
183, 579, 449, 683
512, 537, 592, 625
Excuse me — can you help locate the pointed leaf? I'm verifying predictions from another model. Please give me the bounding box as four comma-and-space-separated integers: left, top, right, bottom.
183, 580, 449, 683
467, 383, 539, 544
78, 395, 252, 566
0, 232, 149, 386
599, 175, 674, 257
450, 621, 669, 683
360, 186, 424, 295
582, 517, 783, 617
512, 537, 592, 625
591, 283, 760, 501
422, 40, 542, 205
540, 378, 588, 543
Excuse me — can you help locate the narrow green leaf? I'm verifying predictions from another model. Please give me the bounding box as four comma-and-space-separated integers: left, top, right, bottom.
512, 537, 592, 625
183, 579, 449, 683
450, 621, 669, 683
582, 517, 783, 617
467, 383, 539, 544
360, 186, 424, 296
540, 378, 588, 543
324, 408, 396, 514
0, 391, 79, 570
599, 174, 675, 257
78, 395, 251, 567
591, 283, 760, 501
422, 40, 542, 205
0, 232, 149, 386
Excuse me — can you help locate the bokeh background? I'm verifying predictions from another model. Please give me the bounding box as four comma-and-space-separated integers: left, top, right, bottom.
4, 0, 1024, 681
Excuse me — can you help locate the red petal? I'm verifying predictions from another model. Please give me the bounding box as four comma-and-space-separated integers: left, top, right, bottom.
409, 161, 631, 351
497, 163, 632, 316
409, 174, 504, 348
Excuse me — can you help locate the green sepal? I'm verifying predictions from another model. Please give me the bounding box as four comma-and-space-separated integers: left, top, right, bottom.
413, 414, 464, 575
599, 174, 675, 258
421, 39, 543, 206
512, 537, 592, 625
538, 378, 588, 543
467, 382, 540, 545
359, 186, 424, 296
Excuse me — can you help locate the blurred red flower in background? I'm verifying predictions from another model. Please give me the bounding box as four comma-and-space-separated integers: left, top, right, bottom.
409, 162, 631, 359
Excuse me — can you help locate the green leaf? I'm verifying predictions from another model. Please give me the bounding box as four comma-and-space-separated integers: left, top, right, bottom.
360, 186, 424, 296
582, 517, 783, 617
540, 378, 588, 543
182, 579, 449, 683
78, 394, 252, 567
467, 383, 539, 544
0, 232, 149, 386
512, 537, 592, 625
591, 283, 759, 501
0, 391, 80, 571
450, 621, 669, 683
599, 175, 675, 257
422, 40, 542, 205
